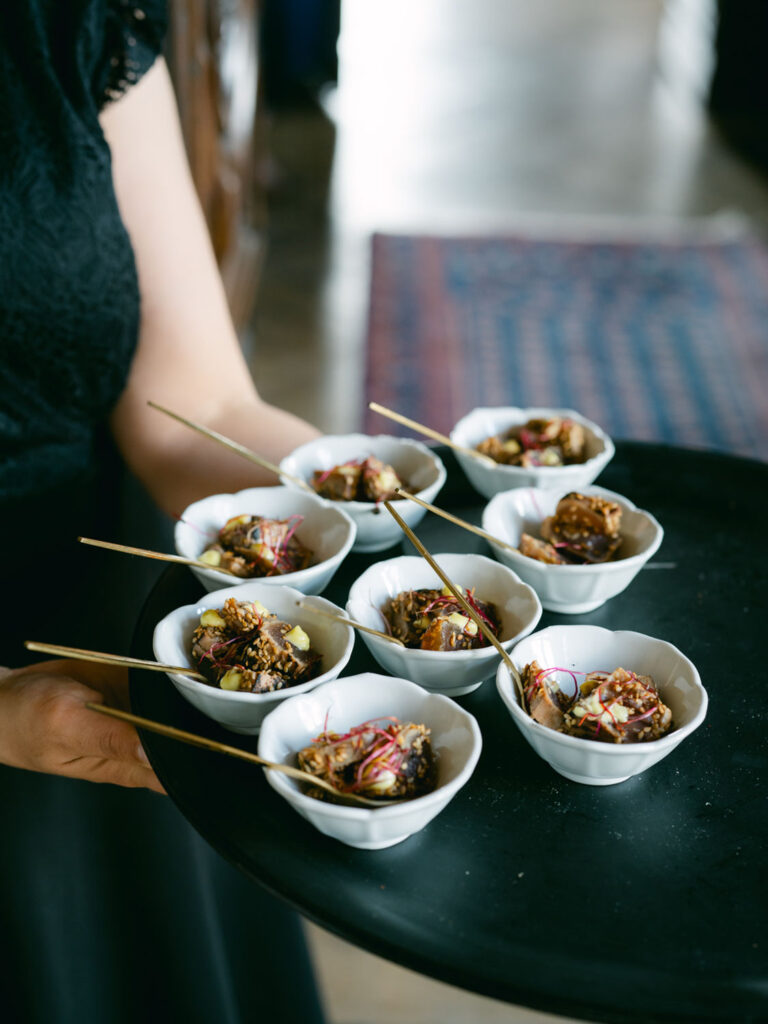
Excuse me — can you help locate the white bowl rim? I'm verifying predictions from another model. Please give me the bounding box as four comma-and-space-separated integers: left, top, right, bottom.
451, 406, 615, 474
153, 584, 355, 704
260, 673, 483, 818
346, 552, 543, 660
498, 625, 708, 754
484, 485, 664, 574
279, 433, 447, 509
174, 485, 357, 589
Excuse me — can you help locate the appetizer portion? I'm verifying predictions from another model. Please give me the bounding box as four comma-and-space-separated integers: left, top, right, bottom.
523, 661, 673, 743
477, 416, 586, 467
297, 717, 437, 800
382, 586, 501, 651
191, 597, 321, 693
199, 514, 313, 578
519, 492, 623, 565
312, 456, 405, 503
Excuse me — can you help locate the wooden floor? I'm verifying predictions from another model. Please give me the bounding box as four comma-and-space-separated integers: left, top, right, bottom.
249, 2, 768, 1021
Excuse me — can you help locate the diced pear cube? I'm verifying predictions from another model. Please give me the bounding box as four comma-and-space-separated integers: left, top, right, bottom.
284, 625, 310, 651
540, 448, 562, 466
220, 669, 243, 691
447, 612, 477, 635
198, 549, 221, 567
440, 584, 464, 597
251, 600, 271, 618
224, 514, 251, 529
200, 609, 227, 628
252, 542, 275, 564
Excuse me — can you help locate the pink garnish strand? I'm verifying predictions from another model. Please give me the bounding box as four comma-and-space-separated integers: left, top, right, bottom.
309, 718, 410, 794
464, 589, 494, 631
315, 459, 364, 487
519, 429, 541, 450
173, 513, 209, 537
624, 705, 658, 725
270, 514, 305, 574
422, 595, 460, 615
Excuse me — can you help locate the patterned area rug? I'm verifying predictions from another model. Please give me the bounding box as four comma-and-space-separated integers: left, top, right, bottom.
363, 232, 768, 460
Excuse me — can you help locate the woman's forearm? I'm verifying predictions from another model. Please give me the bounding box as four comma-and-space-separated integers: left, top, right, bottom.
103, 60, 321, 516
122, 394, 320, 517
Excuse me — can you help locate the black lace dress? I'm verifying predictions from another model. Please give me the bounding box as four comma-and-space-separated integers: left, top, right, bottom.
0, 4, 324, 1021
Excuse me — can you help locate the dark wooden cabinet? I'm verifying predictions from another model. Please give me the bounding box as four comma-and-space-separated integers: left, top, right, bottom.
166, 0, 266, 330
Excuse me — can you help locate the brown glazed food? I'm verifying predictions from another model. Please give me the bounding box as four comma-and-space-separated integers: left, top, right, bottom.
477, 416, 586, 468
200, 514, 314, 578
382, 586, 501, 651
523, 661, 673, 743
312, 456, 405, 502
191, 597, 321, 693
519, 492, 623, 565
297, 718, 437, 801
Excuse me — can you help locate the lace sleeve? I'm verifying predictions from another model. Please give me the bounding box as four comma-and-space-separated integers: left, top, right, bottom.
97, 0, 168, 106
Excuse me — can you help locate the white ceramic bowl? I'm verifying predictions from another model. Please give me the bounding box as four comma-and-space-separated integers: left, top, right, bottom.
496, 625, 707, 786
450, 406, 614, 498
482, 486, 664, 614
346, 553, 542, 697
279, 434, 447, 553
175, 486, 356, 595
257, 673, 482, 849
153, 581, 355, 734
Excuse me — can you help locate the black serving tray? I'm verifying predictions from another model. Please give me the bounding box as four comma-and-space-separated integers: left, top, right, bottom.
131, 443, 768, 1024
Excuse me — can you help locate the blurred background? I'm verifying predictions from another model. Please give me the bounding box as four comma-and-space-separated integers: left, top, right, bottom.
166, 1, 768, 1020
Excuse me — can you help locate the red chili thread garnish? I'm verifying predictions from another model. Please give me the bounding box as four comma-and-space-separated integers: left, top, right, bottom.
463, 589, 495, 636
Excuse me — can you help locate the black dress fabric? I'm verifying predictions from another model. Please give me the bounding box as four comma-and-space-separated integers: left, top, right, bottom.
0, 4, 325, 1022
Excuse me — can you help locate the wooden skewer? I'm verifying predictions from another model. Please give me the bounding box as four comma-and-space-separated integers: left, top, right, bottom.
368, 402, 497, 469
393, 489, 519, 554
86, 703, 395, 808
25, 641, 206, 682
295, 600, 405, 648
78, 536, 241, 577
382, 501, 527, 708
147, 401, 315, 494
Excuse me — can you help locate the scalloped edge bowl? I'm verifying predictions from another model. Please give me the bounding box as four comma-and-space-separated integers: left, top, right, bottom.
279, 434, 447, 552
175, 485, 357, 595
450, 407, 614, 498
257, 673, 482, 849
346, 552, 542, 696
496, 625, 707, 785
153, 581, 355, 734
482, 485, 663, 613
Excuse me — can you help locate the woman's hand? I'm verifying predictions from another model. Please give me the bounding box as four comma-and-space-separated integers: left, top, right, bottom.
0, 660, 165, 794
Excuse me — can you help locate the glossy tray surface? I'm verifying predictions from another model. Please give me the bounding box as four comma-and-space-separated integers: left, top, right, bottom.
131, 443, 767, 1024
